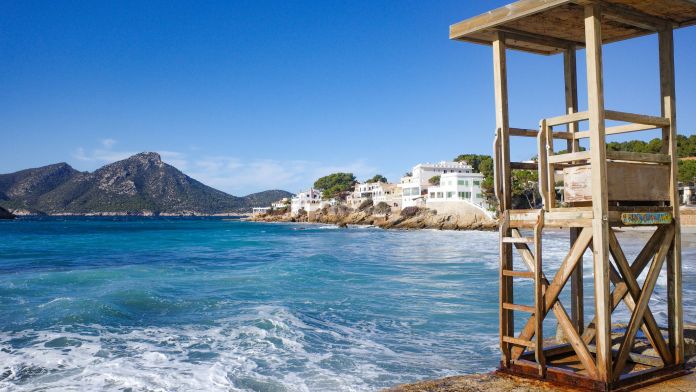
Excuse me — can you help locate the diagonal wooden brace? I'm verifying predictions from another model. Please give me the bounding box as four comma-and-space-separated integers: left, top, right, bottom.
613, 225, 674, 379
608, 230, 673, 365
509, 228, 599, 378
582, 226, 669, 345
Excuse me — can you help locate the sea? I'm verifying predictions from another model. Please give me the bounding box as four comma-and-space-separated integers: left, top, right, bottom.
0, 217, 694, 391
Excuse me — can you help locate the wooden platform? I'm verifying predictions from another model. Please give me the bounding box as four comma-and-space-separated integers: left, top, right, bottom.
508, 207, 673, 228
450, 0, 696, 55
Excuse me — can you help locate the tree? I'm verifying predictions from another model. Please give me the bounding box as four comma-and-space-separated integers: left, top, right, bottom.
366, 174, 387, 183
678, 160, 696, 183
313, 172, 356, 199
512, 170, 540, 209
453, 154, 491, 172
428, 175, 440, 186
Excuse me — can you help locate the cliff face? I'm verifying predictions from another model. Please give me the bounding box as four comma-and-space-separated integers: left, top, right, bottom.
0, 153, 292, 215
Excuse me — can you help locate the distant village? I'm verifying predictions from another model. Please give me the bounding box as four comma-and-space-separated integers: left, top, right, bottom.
252, 160, 493, 219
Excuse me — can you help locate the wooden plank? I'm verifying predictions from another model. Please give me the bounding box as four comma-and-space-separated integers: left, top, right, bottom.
449, 0, 572, 40
499, 211, 513, 367
510, 127, 575, 139
573, 122, 659, 139
499, 26, 585, 49
585, 3, 612, 383
494, 33, 512, 211
510, 127, 538, 137
544, 121, 556, 208
534, 210, 545, 376
510, 161, 538, 170
621, 212, 672, 225
503, 336, 535, 348
503, 270, 535, 278
493, 129, 503, 211
547, 151, 590, 164
606, 150, 671, 164
503, 237, 534, 243
563, 162, 671, 203
503, 302, 535, 313
660, 27, 684, 366
608, 230, 673, 365
538, 121, 549, 211
613, 231, 672, 379
546, 110, 590, 126
565, 46, 584, 335
598, 0, 673, 31
604, 110, 670, 127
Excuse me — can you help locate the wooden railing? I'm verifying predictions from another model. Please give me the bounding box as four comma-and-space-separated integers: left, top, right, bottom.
536, 110, 672, 210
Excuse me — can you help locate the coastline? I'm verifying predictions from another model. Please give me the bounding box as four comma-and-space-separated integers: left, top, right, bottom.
248, 205, 498, 231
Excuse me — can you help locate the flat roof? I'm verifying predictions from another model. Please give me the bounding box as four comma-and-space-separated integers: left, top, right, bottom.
450, 0, 696, 55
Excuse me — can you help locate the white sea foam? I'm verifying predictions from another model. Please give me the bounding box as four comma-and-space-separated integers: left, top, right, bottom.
1, 305, 467, 391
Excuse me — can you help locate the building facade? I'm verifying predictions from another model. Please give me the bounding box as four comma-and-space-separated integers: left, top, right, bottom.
290, 189, 323, 215
399, 161, 478, 208
425, 172, 487, 208
346, 182, 401, 210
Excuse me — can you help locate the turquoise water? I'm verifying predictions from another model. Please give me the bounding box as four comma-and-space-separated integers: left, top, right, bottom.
0, 218, 693, 391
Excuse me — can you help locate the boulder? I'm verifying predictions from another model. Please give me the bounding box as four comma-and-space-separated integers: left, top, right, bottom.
0, 206, 15, 220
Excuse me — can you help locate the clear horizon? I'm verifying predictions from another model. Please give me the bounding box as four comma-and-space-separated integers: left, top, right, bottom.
2, 1, 695, 195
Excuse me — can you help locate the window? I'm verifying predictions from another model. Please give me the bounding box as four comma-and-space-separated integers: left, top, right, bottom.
437, 192, 444, 198
430, 192, 435, 198
447, 192, 454, 199
473, 180, 480, 186
477, 193, 483, 199
459, 191, 471, 199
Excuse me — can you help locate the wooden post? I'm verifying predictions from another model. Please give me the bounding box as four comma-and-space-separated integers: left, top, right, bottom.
493, 33, 514, 367
564, 46, 584, 334
493, 32, 512, 211
584, 4, 612, 382
659, 27, 684, 366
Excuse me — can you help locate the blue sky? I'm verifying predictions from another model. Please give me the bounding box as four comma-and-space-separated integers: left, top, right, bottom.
2, 1, 695, 195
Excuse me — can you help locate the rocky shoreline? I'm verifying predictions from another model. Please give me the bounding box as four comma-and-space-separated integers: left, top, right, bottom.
249, 205, 497, 231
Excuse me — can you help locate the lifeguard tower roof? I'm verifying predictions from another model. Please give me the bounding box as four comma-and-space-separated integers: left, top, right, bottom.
450, 0, 696, 55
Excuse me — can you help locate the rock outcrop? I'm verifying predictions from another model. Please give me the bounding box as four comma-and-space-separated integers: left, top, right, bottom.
251, 205, 497, 231
0, 206, 15, 219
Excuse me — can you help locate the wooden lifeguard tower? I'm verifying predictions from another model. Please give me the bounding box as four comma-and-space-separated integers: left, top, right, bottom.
450, 1, 696, 390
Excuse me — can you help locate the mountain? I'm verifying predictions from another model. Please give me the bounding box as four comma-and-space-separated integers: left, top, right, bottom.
0, 152, 293, 215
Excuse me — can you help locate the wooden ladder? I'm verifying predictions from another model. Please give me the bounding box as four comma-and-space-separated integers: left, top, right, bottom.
500, 210, 546, 376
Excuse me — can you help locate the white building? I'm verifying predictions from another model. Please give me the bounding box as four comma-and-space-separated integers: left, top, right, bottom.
291, 189, 323, 215
426, 172, 487, 208
252, 207, 271, 215
346, 182, 401, 210
399, 161, 477, 208
271, 198, 291, 210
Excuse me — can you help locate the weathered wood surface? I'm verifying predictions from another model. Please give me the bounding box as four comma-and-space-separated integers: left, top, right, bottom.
450, 0, 696, 55
563, 162, 671, 203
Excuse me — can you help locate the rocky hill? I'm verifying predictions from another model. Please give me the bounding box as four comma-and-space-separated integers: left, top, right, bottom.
0, 152, 292, 215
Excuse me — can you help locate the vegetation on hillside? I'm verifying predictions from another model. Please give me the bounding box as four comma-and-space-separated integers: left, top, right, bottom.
313, 172, 356, 199
366, 174, 387, 183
